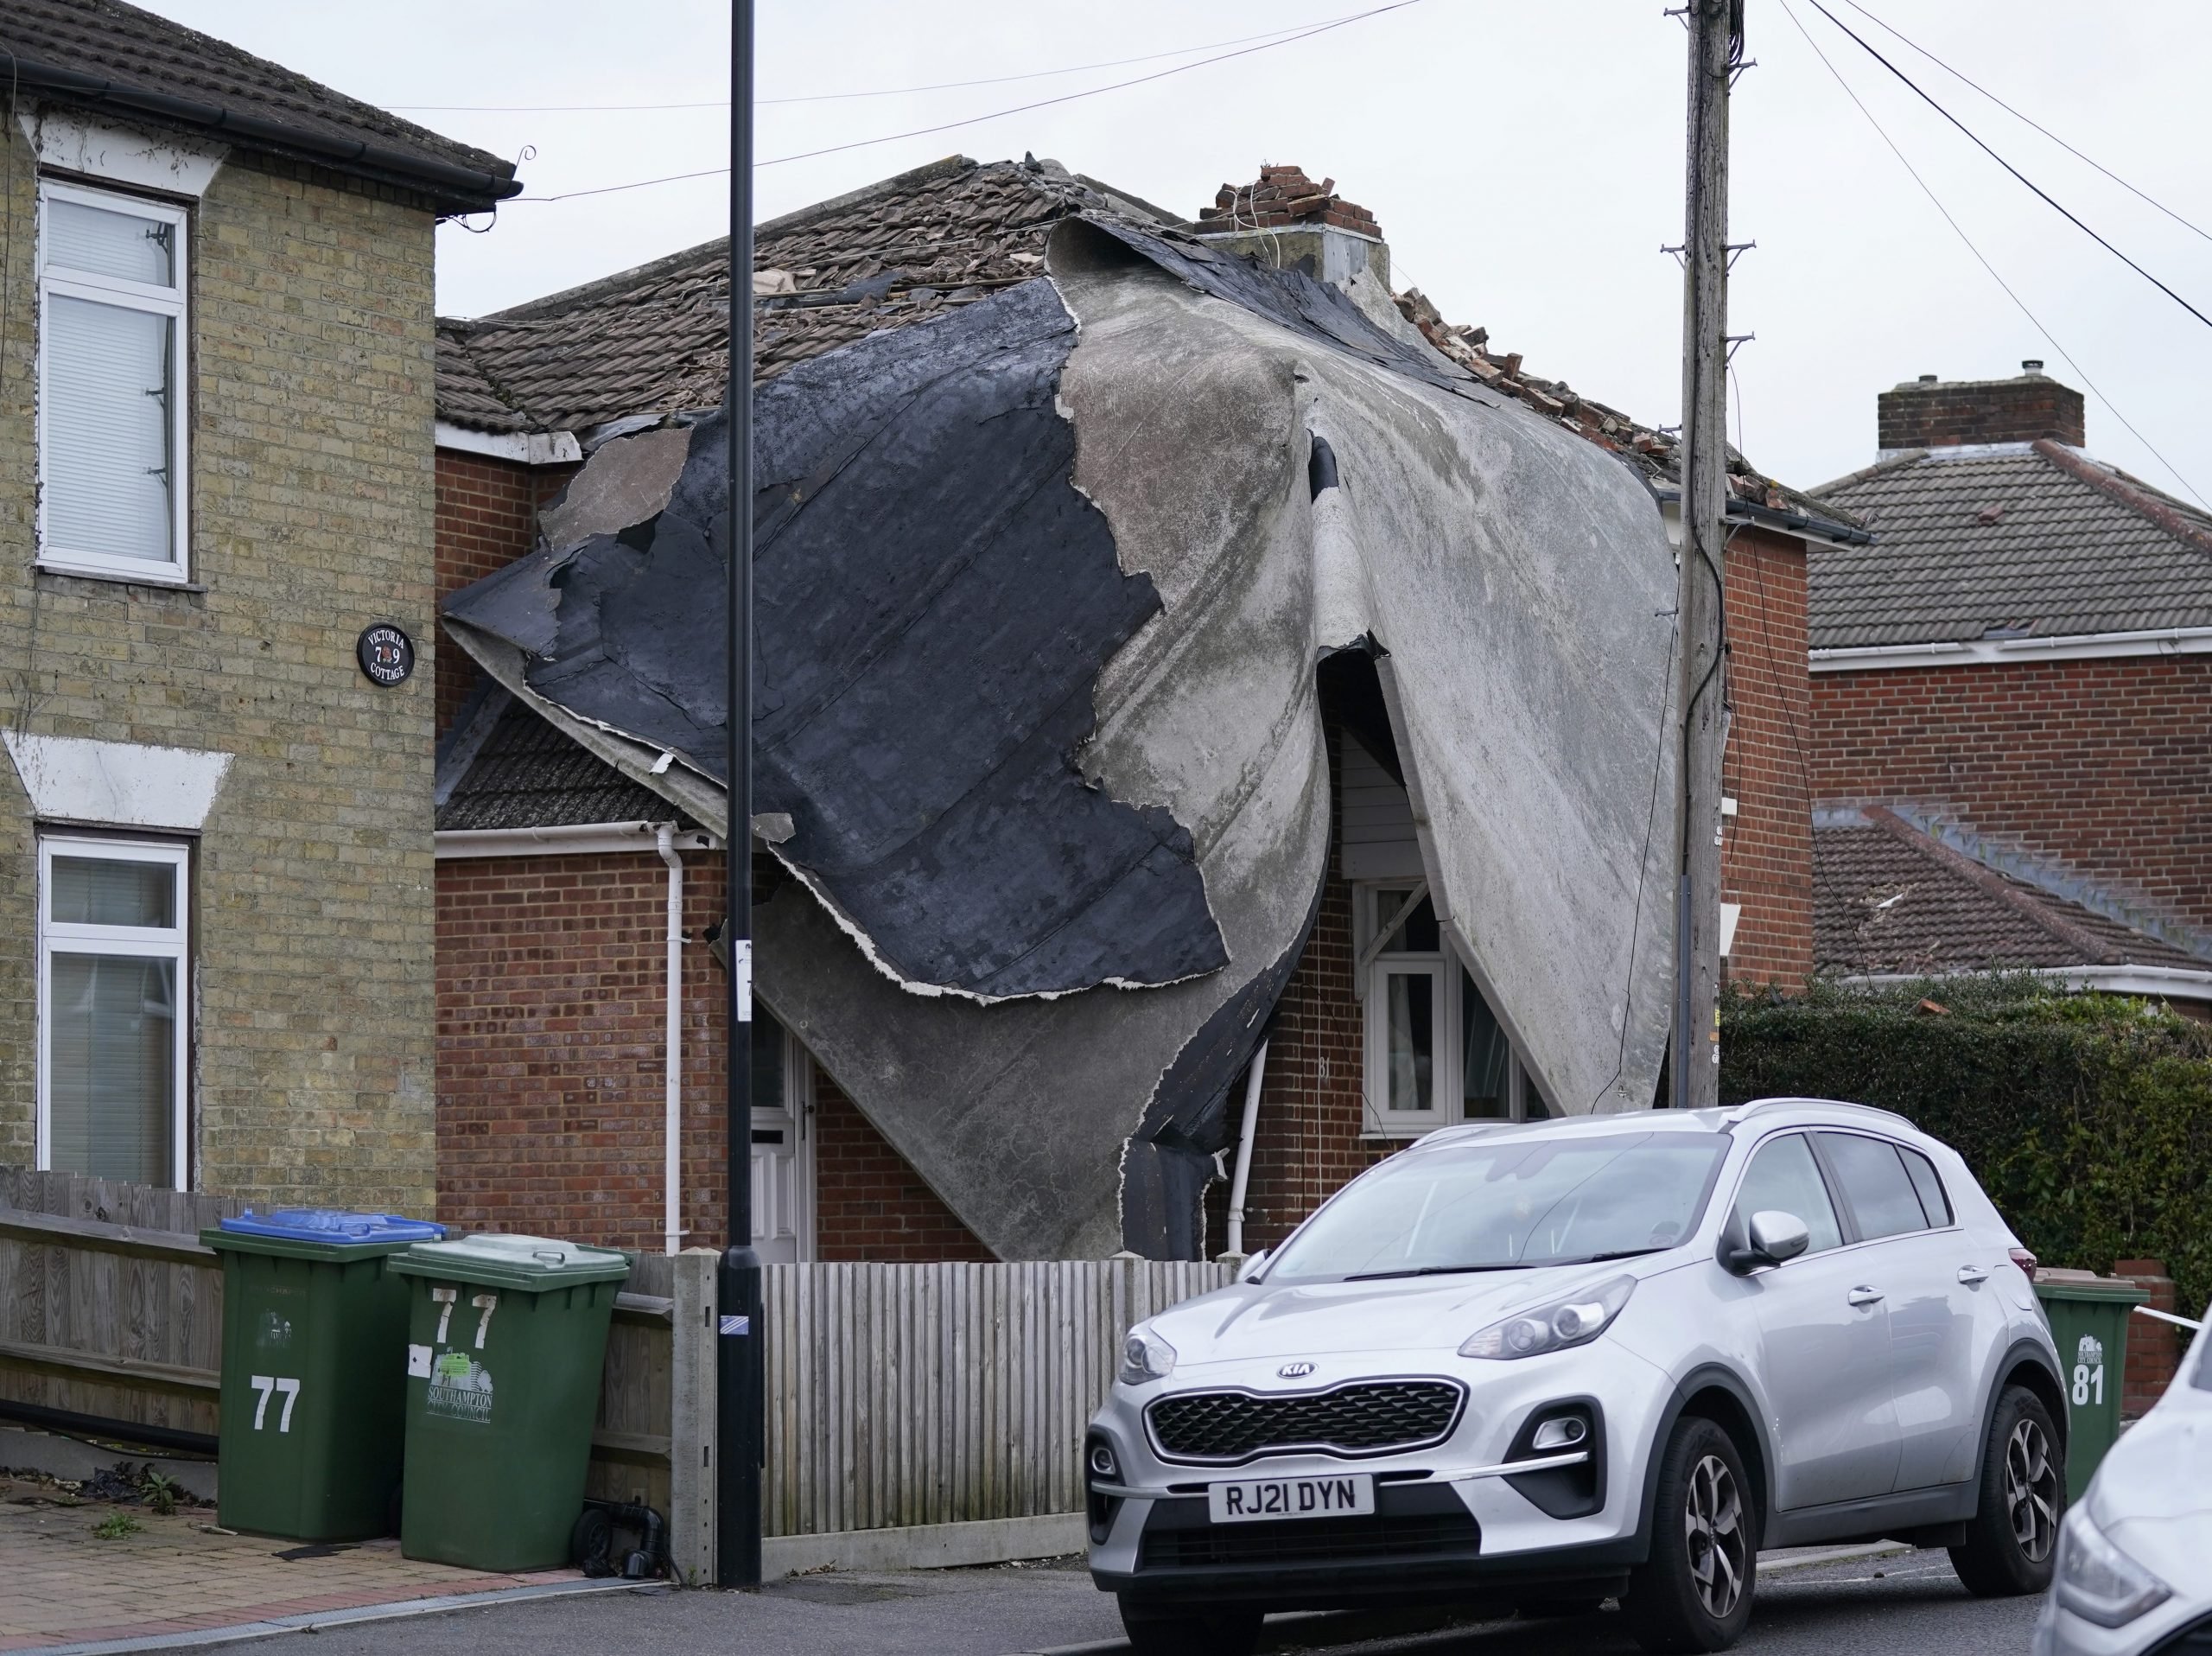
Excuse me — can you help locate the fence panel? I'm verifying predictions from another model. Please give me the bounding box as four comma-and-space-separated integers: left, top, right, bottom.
761, 1258, 1233, 1538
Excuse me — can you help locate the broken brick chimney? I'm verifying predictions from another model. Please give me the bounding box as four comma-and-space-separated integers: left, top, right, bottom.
1195, 163, 1389, 293
1877, 363, 2086, 455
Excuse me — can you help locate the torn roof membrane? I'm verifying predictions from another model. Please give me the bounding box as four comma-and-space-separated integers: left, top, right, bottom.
444, 207, 1679, 1258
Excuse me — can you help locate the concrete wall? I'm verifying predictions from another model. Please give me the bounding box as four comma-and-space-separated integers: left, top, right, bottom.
0, 142, 441, 1209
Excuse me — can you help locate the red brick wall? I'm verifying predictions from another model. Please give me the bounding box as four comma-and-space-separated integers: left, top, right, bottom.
433, 449, 575, 733
1877, 375, 2084, 451
1810, 654, 2212, 937
2113, 1259, 2182, 1420
812, 1074, 993, 1262
1720, 526, 1815, 989
435, 846, 989, 1257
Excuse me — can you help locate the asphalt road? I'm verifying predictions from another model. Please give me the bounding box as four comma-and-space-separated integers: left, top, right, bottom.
215, 1550, 2043, 1656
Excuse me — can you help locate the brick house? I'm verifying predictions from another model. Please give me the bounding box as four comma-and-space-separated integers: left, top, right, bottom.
429, 157, 1853, 1262
0, 2, 517, 1207
1808, 367, 2212, 1009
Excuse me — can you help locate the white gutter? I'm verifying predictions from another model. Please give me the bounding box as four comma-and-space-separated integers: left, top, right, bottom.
656, 825, 686, 1257
1840, 965, 2212, 999
435, 822, 716, 859
1812, 626, 2212, 673
1223, 1040, 1269, 1259
433, 421, 582, 466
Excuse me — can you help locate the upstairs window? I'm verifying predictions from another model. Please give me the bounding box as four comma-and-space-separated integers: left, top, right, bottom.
38, 837, 190, 1188
37, 181, 189, 583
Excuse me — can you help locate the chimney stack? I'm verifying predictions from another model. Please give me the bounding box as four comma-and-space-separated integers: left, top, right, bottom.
1194, 163, 1388, 293
1878, 365, 2085, 455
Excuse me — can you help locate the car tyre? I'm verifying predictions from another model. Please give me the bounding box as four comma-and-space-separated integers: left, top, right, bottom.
1948, 1384, 2063, 1596
1621, 1416, 1757, 1653
1116, 1600, 1262, 1656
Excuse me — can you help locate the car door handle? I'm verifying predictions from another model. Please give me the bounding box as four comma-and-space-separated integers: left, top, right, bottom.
1958, 1266, 1990, 1286
1847, 1286, 1885, 1306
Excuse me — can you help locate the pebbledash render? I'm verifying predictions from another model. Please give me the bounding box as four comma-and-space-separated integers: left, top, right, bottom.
430, 157, 1854, 1262
0, 2, 516, 1208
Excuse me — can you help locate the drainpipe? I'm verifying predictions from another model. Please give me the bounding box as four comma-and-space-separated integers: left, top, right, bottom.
656, 825, 685, 1256
1224, 1040, 1269, 1258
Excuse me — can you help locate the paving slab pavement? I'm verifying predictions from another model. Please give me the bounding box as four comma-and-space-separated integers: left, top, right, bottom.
0, 1474, 620, 1653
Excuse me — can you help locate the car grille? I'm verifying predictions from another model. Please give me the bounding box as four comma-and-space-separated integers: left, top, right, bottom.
1146, 1379, 1465, 1463
1140, 1510, 1480, 1570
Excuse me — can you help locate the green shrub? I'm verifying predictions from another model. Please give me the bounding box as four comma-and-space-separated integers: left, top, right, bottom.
1720, 975, 2212, 1315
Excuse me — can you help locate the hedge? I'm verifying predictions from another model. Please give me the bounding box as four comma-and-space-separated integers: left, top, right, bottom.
1719, 975, 2212, 1316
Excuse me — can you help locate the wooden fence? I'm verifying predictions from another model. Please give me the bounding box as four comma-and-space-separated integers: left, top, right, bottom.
761, 1259, 1234, 1538
0, 1173, 1235, 1573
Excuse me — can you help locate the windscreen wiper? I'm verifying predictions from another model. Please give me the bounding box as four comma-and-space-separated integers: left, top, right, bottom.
1344, 1264, 1528, 1281
1566, 1246, 1669, 1264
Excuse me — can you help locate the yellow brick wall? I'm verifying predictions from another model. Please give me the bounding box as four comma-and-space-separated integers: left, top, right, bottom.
0, 135, 439, 1213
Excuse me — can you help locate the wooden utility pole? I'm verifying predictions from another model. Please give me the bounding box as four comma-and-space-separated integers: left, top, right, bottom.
1671, 0, 1738, 1111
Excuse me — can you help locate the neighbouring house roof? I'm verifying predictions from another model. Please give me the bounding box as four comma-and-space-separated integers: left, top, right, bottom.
429, 153, 1859, 546
1809, 440, 2212, 649
1814, 807, 2207, 981
0, 0, 518, 213
436, 699, 690, 832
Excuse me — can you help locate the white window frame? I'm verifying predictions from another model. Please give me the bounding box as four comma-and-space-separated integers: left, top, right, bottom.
1357, 881, 1535, 1137
35, 178, 191, 585
36, 835, 192, 1188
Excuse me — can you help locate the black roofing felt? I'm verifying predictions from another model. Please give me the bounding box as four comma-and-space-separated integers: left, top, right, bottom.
445, 275, 1229, 1000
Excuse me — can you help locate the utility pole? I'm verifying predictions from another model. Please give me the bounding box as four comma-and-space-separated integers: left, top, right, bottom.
717, 0, 764, 1591
1671, 0, 1738, 1111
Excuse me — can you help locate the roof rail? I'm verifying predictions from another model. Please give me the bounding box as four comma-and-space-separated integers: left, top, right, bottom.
1725, 1096, 1916, 1130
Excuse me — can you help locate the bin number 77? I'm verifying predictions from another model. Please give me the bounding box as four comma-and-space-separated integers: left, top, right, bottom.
248, 1375, 302, 1433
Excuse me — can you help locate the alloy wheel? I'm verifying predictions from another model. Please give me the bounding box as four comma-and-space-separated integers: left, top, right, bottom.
2004, 1418, 2059, 1563
1682, 1452, 1747, 1618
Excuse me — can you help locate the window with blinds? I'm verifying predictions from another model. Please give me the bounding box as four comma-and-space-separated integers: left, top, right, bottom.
37, 181, 189, 581
38, 837, 190, 1188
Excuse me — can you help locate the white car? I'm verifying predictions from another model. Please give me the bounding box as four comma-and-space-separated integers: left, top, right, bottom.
2034, 1305, 2211, 1655
1086, 1099, 2067, 1654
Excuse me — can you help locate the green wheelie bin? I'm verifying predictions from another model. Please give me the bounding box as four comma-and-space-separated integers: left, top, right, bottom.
2034, 1271, 2149, 1502
391, 1234, 631, 1570
202, 1209, 447, 1540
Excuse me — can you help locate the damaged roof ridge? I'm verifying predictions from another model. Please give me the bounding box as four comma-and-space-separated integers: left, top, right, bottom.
1862, 806, 2120, 965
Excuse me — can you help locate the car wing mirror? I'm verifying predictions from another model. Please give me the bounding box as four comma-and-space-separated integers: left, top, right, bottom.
1236, 1249, 1270, 1283
1741, 1210, 1810, 1271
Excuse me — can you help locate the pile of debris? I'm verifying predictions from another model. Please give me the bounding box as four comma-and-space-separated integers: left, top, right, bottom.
1198, 162, 1383, 238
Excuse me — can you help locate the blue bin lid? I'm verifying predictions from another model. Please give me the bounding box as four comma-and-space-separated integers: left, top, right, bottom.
217, 1208, 446, 1245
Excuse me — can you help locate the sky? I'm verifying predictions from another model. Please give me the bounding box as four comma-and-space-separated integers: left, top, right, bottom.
139, 0, 2212, 504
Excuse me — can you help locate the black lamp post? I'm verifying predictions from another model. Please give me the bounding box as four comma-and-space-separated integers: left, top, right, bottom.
716, 0, 764, 1591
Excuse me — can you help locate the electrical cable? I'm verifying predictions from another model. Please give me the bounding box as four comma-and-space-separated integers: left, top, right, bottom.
1776, 0, 2209, 510
512, 0, 1422, 200
1838, 0, 2212, 248
1806, 0, 2212, 334
386, 13, 1368, 111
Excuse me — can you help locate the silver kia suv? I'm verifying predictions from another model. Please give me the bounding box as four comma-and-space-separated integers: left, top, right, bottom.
1086, 1099, 2066, 1653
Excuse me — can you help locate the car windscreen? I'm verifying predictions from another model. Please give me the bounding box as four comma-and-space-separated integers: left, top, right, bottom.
1265, 1131, 1730, 1281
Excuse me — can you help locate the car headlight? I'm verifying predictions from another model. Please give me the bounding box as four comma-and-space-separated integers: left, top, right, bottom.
2054, 1506, 2171, 1627
1459, 1275, 1635, 1360
1119, 1326, 1177, 1386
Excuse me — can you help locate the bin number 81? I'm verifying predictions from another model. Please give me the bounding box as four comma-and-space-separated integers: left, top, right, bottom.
248, 1374, 302, 1433
2071, 1362, 2104, 1406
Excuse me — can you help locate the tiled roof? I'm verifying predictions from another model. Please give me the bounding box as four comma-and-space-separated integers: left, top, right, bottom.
436, 701, 692, 832
431, 155, 1856, 541
1813, 809, 2206, 978
0, 0, 515, 212
1809, 441, 2212, 648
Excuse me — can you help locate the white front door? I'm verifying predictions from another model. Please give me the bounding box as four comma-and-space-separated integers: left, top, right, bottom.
748, 1019, 814, 1264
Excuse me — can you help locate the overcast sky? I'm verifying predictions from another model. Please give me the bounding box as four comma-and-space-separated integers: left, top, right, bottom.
143, 0, 2212, 502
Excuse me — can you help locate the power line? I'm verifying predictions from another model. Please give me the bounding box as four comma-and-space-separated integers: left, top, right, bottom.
1839, 0, 2212, 248
1776, 0, 2208, 509
386, 14, 1363, 112
511, 0, 1422, 201
1807, 0, 2212, 335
